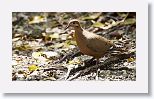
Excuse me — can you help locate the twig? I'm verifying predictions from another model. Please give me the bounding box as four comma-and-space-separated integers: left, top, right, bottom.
67, 71, 83, 81
55, 50, 82, 63
43, 65, 67, 72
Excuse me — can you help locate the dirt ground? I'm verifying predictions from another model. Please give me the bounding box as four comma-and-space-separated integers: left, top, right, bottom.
12, 12, 136, 81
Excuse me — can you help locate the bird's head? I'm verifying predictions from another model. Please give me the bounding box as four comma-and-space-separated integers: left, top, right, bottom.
65, 19, 81, 30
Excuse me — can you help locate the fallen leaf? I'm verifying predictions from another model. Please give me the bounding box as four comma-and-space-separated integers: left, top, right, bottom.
50, 33, 60, 39
15, 44, 33, 51
28, 16, 47, 24
68, 57, 81, 65
52, 43, 64, 48
42, 51, 59, 58
12, 38, 21, 42
92, 22, 105, 28
82, 13, 102, 20
60, 34, 69, 41
28, 64, 39, 72
32, 52, 42, 59
120, 18, 136, 25
128, 57, 135, 62
92, 19, 121, 30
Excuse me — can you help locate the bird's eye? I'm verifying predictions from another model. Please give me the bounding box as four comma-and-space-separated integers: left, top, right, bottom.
72, 22, 75, 24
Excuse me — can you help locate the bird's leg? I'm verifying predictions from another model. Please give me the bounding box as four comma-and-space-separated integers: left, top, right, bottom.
96, 58, 99, 65
96, 58, 100, 80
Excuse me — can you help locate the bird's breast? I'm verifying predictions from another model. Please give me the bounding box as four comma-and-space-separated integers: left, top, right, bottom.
74, 33, 103, 58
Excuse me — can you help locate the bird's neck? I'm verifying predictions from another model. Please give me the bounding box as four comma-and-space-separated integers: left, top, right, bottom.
74, 27, 87, 44
74, 26, 84, 36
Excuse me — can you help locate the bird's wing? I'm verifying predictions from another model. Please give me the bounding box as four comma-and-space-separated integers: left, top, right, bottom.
86, 36, 113, 53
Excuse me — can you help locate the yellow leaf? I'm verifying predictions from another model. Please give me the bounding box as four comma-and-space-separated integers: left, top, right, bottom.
50, 33, 60, 39
128, 57, 135, 62
71, 41, 77, 45
93, 19, 121, 30
15, 44, 33, 51
32, 52, 43, 59
28, 16, 47, 24
68, 58, 81, 65
28, 64, 39, 72
53, 43, 64, 48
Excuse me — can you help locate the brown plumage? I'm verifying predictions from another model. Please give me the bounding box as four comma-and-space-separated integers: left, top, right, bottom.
66, 19, 114, 63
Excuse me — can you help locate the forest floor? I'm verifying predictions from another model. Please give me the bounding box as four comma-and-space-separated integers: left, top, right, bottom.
12, 12, 136, 81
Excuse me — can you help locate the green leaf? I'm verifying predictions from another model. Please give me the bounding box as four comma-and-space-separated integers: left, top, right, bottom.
92, 22, 105, 28
120, 18, 136, 25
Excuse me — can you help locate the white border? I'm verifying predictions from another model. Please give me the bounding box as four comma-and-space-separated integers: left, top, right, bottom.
0, 0, 148, 93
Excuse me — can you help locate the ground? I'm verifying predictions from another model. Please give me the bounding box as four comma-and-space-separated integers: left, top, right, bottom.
12, 12, 136, 81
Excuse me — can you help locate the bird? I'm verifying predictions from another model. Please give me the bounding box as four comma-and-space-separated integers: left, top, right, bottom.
64, 19, 116, 80
65, 19, 114, 65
